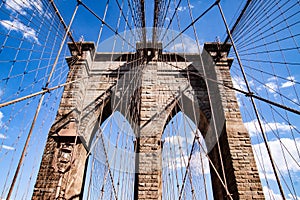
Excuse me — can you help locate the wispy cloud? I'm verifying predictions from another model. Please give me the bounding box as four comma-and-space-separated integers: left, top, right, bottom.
281, 76, 296, 88
177, 5, 194, 12
177, 6, 187, 12
244, 119, 295, 137
0, 111, 8, 131
263, 186, 283, 200
260, 77, 279, 97
255, 138, 300, 199
0, 89, 3, 98
190, 151, 210, 175
232, 76, 255, 91
0, 111, 4, 128
1, 0, 47, 44
0, 133, 7, 139
163, 149, 210, 175
1, 144, 15, 151
292, 98, 298, 104
232, 76, 254, 106
168, 37, 200, 53
163, 130, 210, 175
287, 193, 300, 200
5, 0, 44, 16
164, 132, 194, 146
253, 138, 300, 181
232, 76, 247, 91
265, 82, 278, 94
0, 19, 39, 44
262, 76, 296, 96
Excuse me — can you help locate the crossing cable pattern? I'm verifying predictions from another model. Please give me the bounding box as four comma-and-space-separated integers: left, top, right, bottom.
0, 0, 299, 199
223, 0, 300, 199
0, 0, 80, 199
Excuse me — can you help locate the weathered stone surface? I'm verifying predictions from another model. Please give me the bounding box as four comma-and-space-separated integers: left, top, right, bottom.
33, 42, 264, 200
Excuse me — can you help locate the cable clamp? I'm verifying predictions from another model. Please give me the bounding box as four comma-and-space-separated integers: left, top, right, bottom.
245, 92, 254, 97
42, 87, 50, 93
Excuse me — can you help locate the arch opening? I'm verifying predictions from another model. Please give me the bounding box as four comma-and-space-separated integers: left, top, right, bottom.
161, 111, 213, 200
83, 111, 136, 200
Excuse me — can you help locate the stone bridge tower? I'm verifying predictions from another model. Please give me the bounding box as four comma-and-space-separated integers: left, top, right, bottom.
32, 41, 264, 199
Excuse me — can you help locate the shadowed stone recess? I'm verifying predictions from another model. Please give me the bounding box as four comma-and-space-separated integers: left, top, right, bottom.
33, 42, 264, 200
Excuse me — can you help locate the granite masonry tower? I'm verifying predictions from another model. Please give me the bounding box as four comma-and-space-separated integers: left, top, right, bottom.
32, 41, 264, 199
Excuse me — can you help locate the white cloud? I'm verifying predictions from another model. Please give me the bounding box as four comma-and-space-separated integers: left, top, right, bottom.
1, 0, 48, 43
0, 133, 7, 139
232, 76, 247, 91
287, 193, 300, 200
267, 77, 277, 81
292, 98, 298, 104
165, 135, 186, 146
281, 76, 296, 88
190, 151, 210, 175
262, 77, 280, 95
177, 6, 187, 12
263, 186, 283, 200
5, 0, 44, 16
1, 144, 15, 151
0, 111, 3, 128
253, 138, 300, 181
163, 149, 210, 175
177, 6, 186, 12
232, 76, 255, 106
164, 132, 194, 146
177, 5, 194, 12
0, 111, 8, 131
0, 19, 39, 44
263, 76, 297, 95
165, 154, 189, 170
244, 119, 295, 137
0, 111, 3, 121
168, 37, 200, 53
265, 82, 278, 94
163, 131, 210, 175
263, 186, 300, 200
231, 76, 244, 106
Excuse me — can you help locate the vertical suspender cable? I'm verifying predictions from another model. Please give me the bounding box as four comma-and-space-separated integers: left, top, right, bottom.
6, 3, 80, 199
216, 2, 286, 199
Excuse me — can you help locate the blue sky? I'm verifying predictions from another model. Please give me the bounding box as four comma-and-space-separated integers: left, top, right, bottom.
0, 0, 299, 199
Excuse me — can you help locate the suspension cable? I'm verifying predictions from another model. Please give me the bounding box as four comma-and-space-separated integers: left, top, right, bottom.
5, 3, 80, 199
163, 1, 217, 49
217, 2, 287, 199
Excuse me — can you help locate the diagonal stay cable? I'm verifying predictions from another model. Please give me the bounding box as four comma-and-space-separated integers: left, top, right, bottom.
234, 2, 299, 46
114, 0, 135, 38
165, 62, 300, 116
239, 58, 300, 66
5, 3, 80, 199
49, 0, 81, 53
230, 66, 300, 107
238, 47, 300, 55
178, 136, 196, 200
217, 2, 287, 199
78, 0, 136, 50
163, 1, 217, 49
0, 56, 144, 109
98, 129, 119, 200
237, 32, 300, 52
224, 0, 252, 43
170, 96, 233, 199
159, 0, 183, 41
